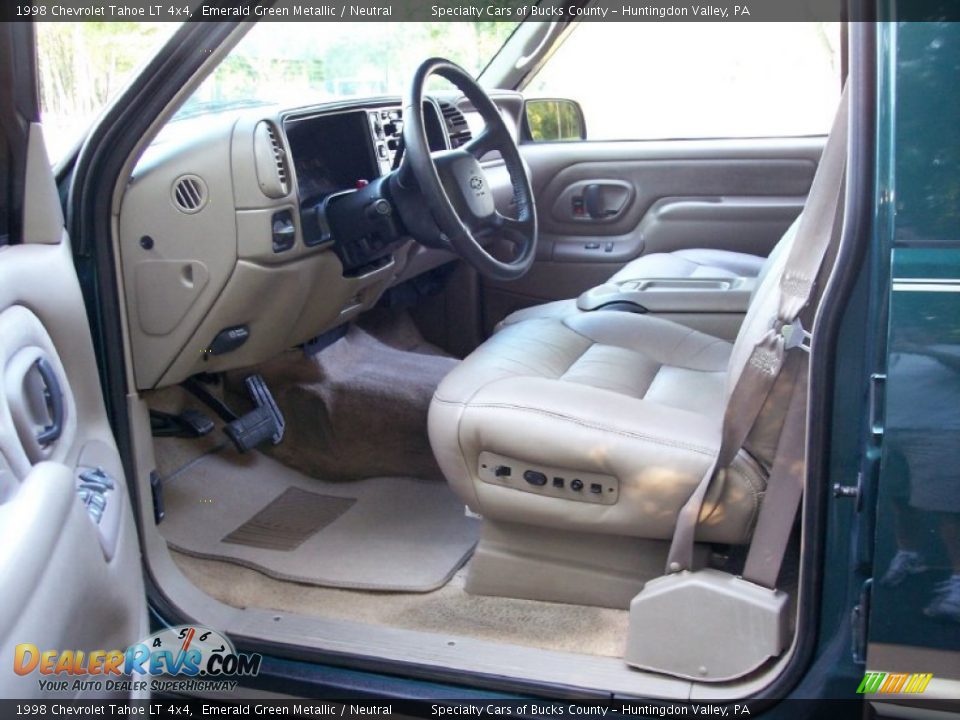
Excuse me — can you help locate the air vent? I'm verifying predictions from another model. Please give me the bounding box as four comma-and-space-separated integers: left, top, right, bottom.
253, 121, 291, 199
439, 101, 473, 148
171, 174, 208, 214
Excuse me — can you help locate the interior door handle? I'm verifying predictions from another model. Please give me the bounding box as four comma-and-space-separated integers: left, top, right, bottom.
583, 184, 615, 219
33, 357, 64, 446
579, 182, 632, 220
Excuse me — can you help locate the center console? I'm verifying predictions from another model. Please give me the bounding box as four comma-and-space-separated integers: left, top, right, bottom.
576, 276, 757, 341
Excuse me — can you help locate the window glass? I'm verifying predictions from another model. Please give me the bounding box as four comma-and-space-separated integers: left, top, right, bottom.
527, 22, 841, 140
175, 22, 518, 122
36, 22, 180, 164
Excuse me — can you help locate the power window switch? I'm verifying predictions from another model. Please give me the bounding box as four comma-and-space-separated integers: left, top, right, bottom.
552, 477, 565, 488
494, 465, 512, 478
79, 467, 115, 490
590, 483, 603, 494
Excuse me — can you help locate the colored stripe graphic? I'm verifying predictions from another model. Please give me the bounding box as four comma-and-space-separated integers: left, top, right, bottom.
857, 672, 933, 694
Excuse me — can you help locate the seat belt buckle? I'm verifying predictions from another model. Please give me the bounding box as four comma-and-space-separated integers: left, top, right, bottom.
781, 317, 812, 353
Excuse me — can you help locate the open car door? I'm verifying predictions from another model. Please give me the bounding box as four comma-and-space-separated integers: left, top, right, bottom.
0, 22, 148, 698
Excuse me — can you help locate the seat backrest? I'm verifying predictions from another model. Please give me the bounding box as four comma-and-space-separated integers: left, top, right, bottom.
726, 216, 800, 404
749, 216, 801, 302
723, 92, 846, 469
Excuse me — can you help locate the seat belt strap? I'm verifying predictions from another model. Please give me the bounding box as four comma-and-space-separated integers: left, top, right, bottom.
741, 353, 808, 588
665, 86, 848, 576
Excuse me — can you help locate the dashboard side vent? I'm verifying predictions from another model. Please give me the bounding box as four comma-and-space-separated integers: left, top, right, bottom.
253, 121, 291, 199
439, 101, 473, 148
171, 174, 209, 214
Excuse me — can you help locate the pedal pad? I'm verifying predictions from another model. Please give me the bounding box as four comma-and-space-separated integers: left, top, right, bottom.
223, 374, 285, 453
150, 409, 215, 438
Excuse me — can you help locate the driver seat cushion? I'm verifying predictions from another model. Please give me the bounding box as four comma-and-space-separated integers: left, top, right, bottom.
497, 246, 769, 330
428, 310, 766, 544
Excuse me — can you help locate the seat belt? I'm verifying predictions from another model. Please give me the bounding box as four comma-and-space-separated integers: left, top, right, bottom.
665, 85, 849, 577
740, 352, 808, 588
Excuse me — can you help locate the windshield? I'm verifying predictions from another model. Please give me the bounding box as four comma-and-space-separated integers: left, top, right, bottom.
174, 22, 520, 120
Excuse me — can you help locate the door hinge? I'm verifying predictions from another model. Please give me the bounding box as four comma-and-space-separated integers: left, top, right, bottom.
851, 578, 872, 664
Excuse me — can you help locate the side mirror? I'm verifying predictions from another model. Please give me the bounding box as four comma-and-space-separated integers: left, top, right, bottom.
523, 98, 586, 142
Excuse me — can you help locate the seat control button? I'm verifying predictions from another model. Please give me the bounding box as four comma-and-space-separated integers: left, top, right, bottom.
570, 479, 584, 492
523, 470, 547, 487
590, 483, 603, 494
494, 465, 512, 477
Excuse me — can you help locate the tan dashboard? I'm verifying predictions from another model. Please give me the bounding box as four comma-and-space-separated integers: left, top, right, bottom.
117, 95, 518, 390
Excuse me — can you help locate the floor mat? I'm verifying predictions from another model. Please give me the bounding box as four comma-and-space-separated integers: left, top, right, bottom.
161, 447, 479, 592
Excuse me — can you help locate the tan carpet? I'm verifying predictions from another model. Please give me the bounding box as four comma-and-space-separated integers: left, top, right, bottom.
161, 446, 479, 592
172, 550, 629, 658
223, 315, 458, 482
151, 311, 628, 657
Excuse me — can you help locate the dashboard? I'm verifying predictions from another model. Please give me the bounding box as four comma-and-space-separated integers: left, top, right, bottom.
117, 93, 521, 390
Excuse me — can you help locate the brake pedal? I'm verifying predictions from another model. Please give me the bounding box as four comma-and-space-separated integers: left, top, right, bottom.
223, 374, 285, 453
150, 409, 215, 438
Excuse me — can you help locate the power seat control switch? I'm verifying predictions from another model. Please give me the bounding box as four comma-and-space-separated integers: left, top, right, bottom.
523, 470, 548, 487
478, 451, 619, 506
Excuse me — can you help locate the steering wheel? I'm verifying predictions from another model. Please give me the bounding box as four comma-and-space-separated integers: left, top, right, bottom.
398, 58, 537, 281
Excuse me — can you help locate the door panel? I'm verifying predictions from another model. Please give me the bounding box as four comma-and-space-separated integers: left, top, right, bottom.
0, 113, 148, 697
481, 137, 823, 332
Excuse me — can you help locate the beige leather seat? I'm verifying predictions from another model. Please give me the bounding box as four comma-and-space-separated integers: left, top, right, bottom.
429, 219, 798, 545
498, 243, 776, 329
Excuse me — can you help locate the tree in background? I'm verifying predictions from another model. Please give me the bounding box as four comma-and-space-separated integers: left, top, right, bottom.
37, 22, 167, 118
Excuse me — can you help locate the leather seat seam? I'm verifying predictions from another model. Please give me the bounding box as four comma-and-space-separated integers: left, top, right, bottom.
432, 397, 717, 456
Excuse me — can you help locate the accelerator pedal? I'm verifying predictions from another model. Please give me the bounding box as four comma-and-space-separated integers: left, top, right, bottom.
223, 374, 285, 453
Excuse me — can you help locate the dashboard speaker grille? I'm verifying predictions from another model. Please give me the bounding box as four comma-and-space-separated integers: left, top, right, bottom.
439, 101, 473, 148
171, 174, 208, 214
